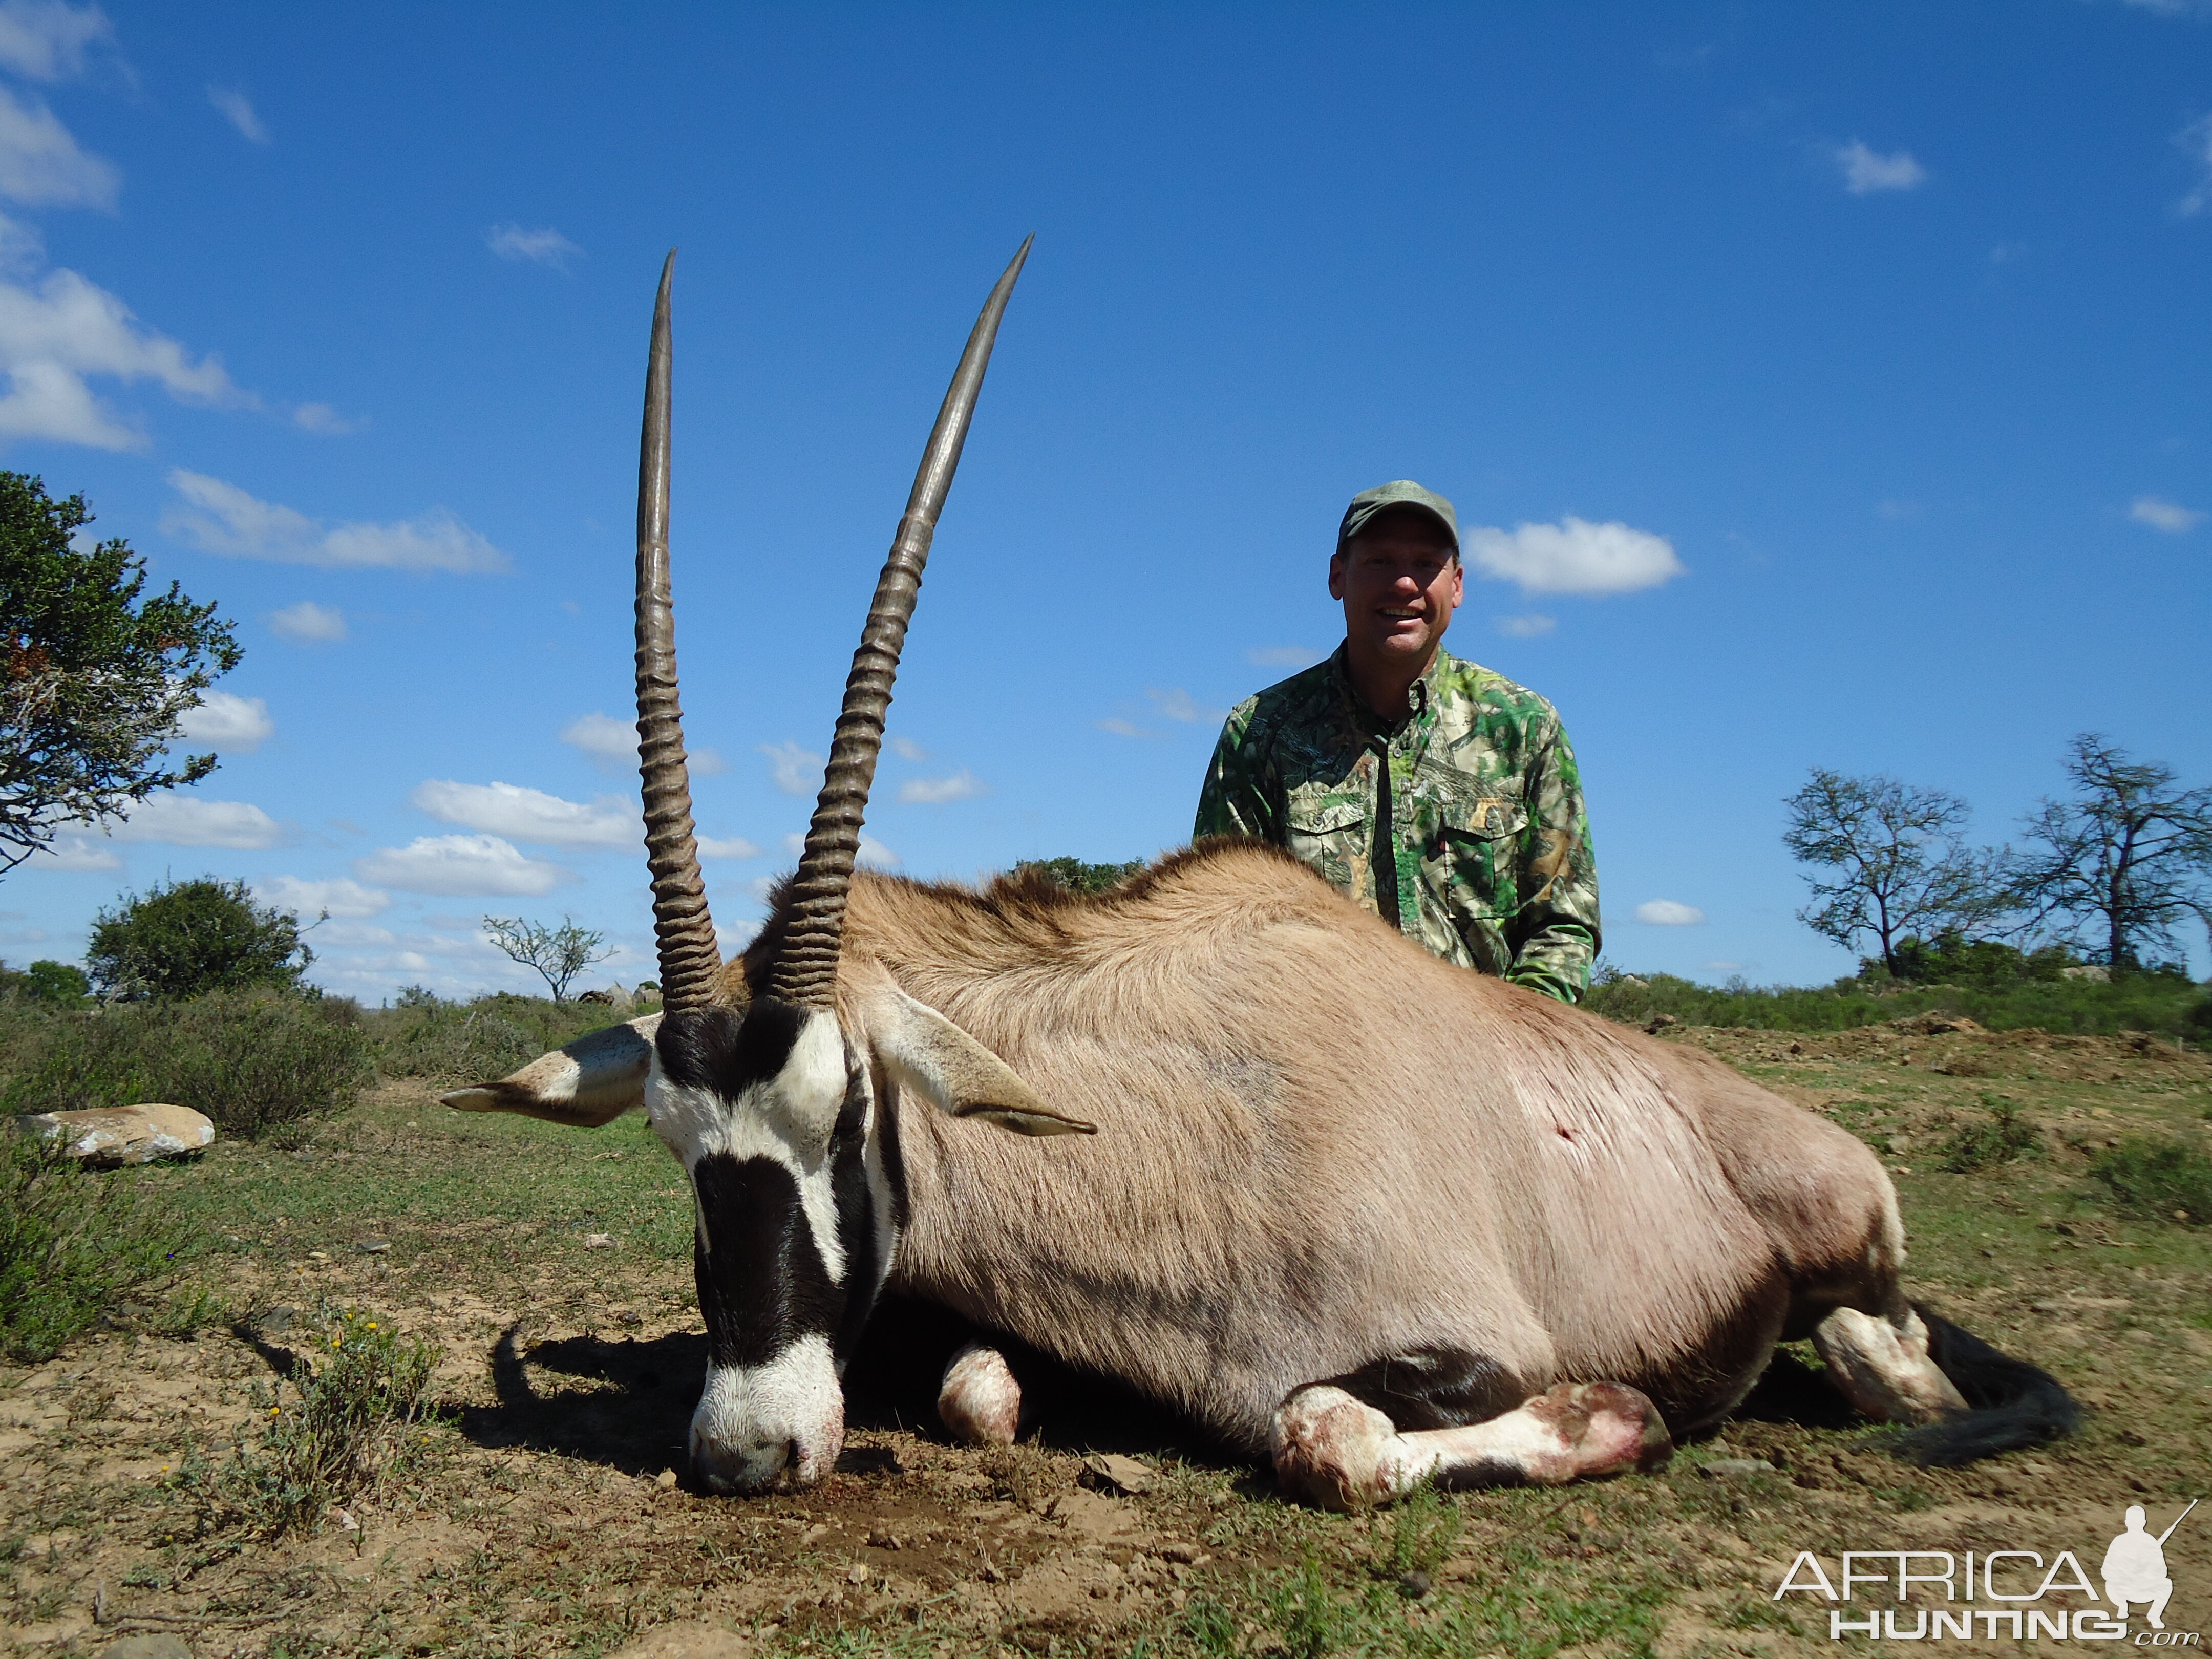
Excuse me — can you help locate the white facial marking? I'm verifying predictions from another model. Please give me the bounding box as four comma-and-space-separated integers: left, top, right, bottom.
691, 1333, 844, 1492
646, 1009, 856, 1283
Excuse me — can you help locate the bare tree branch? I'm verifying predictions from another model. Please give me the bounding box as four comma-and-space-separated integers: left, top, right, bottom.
481, 915, 613, 1002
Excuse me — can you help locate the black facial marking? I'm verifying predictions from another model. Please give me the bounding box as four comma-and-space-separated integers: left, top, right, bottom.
656, 999, 807, 1097
692, 1153, 842, 1369
1323, 1346, 1528, 1433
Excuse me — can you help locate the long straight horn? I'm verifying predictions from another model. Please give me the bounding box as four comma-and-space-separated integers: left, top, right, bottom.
633, 250, 721, 1013
767, 236, 1034, 1008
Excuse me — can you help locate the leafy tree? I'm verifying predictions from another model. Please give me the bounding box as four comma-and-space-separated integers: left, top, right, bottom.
1885, 931, 2074, 990
1782, 769, 2006, 975
1015, 856, 1144, 895
0, 474, 241, 875
87, 877, 312, 1000
2007, 734, 2212, 971
482, 914, 611, 1002
2, 958, 91, 1006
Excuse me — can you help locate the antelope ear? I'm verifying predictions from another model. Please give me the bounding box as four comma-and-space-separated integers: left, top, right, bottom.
440, 1014, 662, 1128
862, 982, 1095, 1137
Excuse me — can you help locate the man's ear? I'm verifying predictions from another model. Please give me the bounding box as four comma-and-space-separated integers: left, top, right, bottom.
440, 1014, 662, 1128
861, 980, 1095, 1137
1327, 549, 1348, 600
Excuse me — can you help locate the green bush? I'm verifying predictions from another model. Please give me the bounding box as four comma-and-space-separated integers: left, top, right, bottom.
0, 959, 90, 1007
0, 1133, 185, 1362
1, 990, 374, 1137
209, 1303, 440, 1535
367, 990, 623, 1081
1888, 932, 2075, 990
2087, 1137, 2212, 1227
88, 876, 310, 1001
1015, 856, 1145, 895
1938, 1098, 2044, 1173
1584, 965, 2208, 1038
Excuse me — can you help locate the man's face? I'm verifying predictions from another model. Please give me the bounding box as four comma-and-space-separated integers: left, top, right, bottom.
1328, 508, 1463, 670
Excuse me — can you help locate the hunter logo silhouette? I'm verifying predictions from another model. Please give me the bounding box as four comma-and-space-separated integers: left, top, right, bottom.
2104, 1500, 2194, 1631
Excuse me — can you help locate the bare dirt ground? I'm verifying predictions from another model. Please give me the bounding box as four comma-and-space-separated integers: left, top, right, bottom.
3, 1022, 2208, 1658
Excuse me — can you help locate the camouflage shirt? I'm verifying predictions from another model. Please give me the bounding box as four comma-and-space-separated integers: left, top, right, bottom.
1193, 645, 1600, 1003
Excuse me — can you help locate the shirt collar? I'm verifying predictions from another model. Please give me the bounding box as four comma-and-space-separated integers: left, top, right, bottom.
1329, 643, 1449, 737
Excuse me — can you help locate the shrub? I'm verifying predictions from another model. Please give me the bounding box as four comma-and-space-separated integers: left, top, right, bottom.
0, 1132, 185, 1362
369, 991, 622, 1081
2087, 1137, 2212, 1227
216, 1303, 440, 1535
1939, 1098, 2045, 1173
88, 877, 311, 1001
1015, 856, 1144, 895
1, 990, 374, 1137
0, 959, 90, 1007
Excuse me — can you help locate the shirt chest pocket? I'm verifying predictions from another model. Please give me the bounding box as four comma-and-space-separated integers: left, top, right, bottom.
1427, 792, 1529, 913
1284, 789, 1367, 882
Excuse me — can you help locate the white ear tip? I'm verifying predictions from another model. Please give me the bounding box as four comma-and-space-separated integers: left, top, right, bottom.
441, 1088, 499, 1113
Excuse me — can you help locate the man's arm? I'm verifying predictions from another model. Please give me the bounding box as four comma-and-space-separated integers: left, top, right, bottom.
1194, 698, 1277, 842
1506, 721, 1601, 1003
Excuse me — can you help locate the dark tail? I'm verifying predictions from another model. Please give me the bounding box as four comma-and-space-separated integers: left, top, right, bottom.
1891, 1305, 2081, 1467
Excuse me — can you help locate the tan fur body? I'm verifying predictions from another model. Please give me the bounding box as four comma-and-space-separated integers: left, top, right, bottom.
738, 842, 1902, 1454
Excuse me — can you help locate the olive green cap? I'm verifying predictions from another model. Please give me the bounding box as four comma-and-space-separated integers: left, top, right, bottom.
1335, 479, 1459, 555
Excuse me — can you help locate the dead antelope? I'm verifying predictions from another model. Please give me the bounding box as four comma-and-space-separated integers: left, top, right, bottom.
445, 244, 2076, 1506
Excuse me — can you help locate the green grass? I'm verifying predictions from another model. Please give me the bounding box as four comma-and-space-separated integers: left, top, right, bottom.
2087, 1135, 2212, 1226
0, 1130, 186, 1361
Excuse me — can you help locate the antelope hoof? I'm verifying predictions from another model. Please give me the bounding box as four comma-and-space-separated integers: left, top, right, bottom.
938, 1339, 1022, 1447
1814, 1308, 1967, 1425
1270, 1385, 1398, 1511
1521, 1381, 1674, 1480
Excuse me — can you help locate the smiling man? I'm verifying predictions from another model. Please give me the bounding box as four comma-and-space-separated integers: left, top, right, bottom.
1194, 480, 1601, 1002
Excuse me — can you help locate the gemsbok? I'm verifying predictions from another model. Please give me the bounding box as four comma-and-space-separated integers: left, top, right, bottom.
445, 243, 2076, 1507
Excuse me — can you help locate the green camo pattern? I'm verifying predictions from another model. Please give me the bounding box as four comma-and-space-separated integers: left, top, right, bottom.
1194, 645, 1600, 1003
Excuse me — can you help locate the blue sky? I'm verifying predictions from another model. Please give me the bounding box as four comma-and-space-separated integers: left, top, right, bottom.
2, 1, 2208, 1000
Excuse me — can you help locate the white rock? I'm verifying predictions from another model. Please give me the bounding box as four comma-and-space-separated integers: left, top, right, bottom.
15, 1104, 215, 1167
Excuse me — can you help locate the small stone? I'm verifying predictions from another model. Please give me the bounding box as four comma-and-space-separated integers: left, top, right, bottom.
1397, 1569, 1431, 1599
1158, 1542, 1203, 1564
1080, 1452, 1155, 1496
1644, 1013, 1677, 1034
255, 1304, 297, 1333
335, 1507, 358, 1530
866, 1524, 902, 1549
306, 1250, 330, 1262
616, 1308, 643, 1326
846, 1562, 869, 1585
102, 1637, 194, 1659
1698, 1457, 1775, 1479
356, 1240, 390, 1254
583, 1233, 614, 1249
655, 1469, 677, 1490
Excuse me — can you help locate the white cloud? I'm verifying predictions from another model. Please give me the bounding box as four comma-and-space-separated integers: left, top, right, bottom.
355, 834, 570, 897
163, 470, 510, 573
1095, 717, 1148, 738
1464, 517, 1684, 596
2178, 113, 2212, 216
780, 830, 898, 869
408, 779, 638, 849
107, 795, 283, 849
269, 599, 345, 642
1835, 140, 1927, 196
697, 834, 760, 860
0, 83, 114, 206
2130, 494, 2204, 533
1494, 614, 1556, 638
206, 86, 268, 144
290, 401, 359, 436
1634, 899, 1706, 927
889, 735, 928, 761
175, 689, 272, 751
1146, 686, 1222, 724
759, 740, 824, 797
258, 875, 388, 919
560, 710, 724, 776
0, 268, 243, 450
1246, 645, 1317, 668
27, 830, 114, 869
897, 768, 987, 804
486, 223, 581, 269
0, 2, 113, 81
